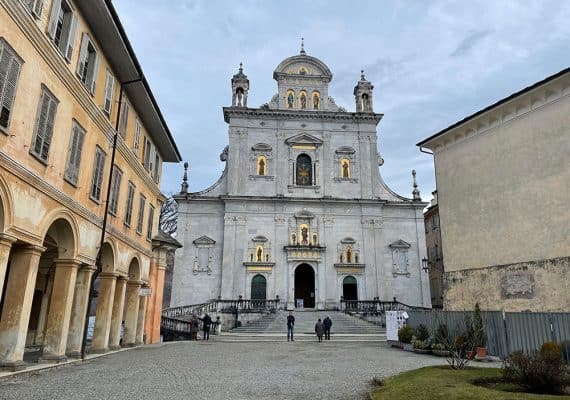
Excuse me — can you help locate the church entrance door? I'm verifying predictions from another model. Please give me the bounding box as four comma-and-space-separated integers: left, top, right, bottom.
342, 276, 358, 301
251, 274, 267, 301
294, 264, 315, 308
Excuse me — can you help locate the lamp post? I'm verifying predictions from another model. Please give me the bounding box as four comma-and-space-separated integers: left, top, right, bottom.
80, 77, 143, 360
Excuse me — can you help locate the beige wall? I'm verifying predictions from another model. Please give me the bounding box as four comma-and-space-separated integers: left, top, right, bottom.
434, 93, 569, 273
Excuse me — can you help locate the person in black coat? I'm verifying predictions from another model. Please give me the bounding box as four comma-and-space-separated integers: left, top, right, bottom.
202, 313, 212, 341
323, 315, 332, 340
287, 311, 295, 342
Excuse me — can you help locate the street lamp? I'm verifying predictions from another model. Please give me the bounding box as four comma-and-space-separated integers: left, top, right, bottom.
80, 77, 143, 360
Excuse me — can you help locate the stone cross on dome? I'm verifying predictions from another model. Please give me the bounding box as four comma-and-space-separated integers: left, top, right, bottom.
300, 37, 306, 55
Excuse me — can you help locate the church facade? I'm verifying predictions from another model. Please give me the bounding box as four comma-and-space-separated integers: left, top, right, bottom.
172, 48, 431, 310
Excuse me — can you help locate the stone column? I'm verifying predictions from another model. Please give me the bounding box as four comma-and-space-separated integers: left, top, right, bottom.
34, 271, 54, 345
90, 272, 117, 353
145, 261, 165, 344
123, 280, 141, 346
0, 233, 17, 302
39, 259, 80, 362
108, 276, 127, 350
0, 244, 45, 371
66, 265, 95, 358
135, 294, 148, 345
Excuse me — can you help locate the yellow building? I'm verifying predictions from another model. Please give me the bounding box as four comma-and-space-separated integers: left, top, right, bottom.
418, 68, 570, 312
0, 0, 181, 370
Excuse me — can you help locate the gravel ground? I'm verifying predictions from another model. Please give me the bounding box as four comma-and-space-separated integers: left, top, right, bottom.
0, 341, 482, 400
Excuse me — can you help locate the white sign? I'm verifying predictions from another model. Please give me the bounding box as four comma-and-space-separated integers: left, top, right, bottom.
386, 311, 407, 341
139, 287, 152, 296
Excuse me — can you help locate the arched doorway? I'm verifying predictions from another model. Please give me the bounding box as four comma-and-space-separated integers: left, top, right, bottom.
251, 274, 266, 301
294, 264, 315, 308
343, 276, 358, 301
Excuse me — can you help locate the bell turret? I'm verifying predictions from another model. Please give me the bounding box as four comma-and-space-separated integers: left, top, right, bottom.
231, 63, 249, 107
354, 70, 374, 113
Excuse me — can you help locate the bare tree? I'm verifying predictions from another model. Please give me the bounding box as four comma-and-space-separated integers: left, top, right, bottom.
160, 197, 178, 236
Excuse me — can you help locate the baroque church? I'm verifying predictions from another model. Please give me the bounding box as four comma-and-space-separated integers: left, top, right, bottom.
171, 46, 431, 310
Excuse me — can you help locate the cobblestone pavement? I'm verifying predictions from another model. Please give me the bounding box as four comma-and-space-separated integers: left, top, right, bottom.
0, 341, 494, 400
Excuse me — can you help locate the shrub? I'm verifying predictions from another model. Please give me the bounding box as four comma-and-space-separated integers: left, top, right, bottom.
432, 343, 447, 351
473, 302, 487, 347
398, 325, 414, 344
435, 323, 449, 344
415, 324, 430, 341
411, 337, 430, 350
502, 342, 570, 394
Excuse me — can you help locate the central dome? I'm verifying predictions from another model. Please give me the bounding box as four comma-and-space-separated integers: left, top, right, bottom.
273, 53, 333, 81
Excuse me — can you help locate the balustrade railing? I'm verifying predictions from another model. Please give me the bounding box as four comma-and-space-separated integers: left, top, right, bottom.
340, 299, 430, 313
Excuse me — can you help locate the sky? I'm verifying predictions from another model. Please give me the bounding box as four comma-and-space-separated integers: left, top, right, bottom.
113, 0, 570, 201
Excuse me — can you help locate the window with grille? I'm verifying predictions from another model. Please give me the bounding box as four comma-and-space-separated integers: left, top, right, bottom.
31, 86, 59, 163
124, 182, 135, 227
0, 39, 23, 132
108, 165, 123, 216
90, 146, 106, 202
64, 120, 86, 186
47, 0, 77, 61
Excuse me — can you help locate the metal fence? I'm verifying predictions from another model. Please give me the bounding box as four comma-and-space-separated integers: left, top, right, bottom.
406, 310, 570, 360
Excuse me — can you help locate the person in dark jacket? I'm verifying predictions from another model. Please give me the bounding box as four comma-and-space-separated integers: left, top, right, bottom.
287, 311, 295, 341
315, 319, 325, 342
323, 315, 332, 340
190, 314, 199, 341
202, 313, 212, 341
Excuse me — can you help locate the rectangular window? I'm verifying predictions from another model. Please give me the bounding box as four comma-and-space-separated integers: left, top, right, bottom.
143, 137, 151, 170
124, 182, 135, 227
25, 0, 44, 18
64, 119, 86, 186
148, 144, 155, 175
133, 119, 141, 155
0, 39, 23, 132
103, 70, 114, 115
153, 153, 161, 183
147, 204, 155, 241
136, 194, 146, 234
76, 33, 99, 94
118, 101, 129, 139
47, 0, 77, 61
108, 165, 123, 216
90, 146, 106, 202
31, 86, 59, 163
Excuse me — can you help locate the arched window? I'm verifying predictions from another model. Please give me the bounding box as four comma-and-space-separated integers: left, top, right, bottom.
312, 92, 320, 110
251, 274, 267, 300
341, 158, 350, 178
299, 91, 307, 109
296, 154, 312, 186
286, 90, 295, 109
257, 155, 267, 176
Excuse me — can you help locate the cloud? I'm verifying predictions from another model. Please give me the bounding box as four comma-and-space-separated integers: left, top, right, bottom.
451, 30, 491, 57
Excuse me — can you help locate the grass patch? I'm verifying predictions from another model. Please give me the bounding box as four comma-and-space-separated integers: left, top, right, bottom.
370, 366, 570, 400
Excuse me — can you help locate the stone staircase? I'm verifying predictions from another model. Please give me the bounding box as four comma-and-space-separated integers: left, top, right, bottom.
221, 310, 386, 342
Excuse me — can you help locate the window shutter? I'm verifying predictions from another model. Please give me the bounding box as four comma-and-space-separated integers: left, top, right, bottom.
34, 93, 49, 156
0, 51, 21, 129
76, 33, 89, 78
47, 0, 62, 39
104, 71, 114, 114
119, 102, 129, 137
41, 96, 57, 161
72, 125, 85, 183
89, 53, 99, 94
32, 0, 44, 17
0, 46, 9, 98
148, 144, 155, 175
65, 124, 79, 181
65, 14, 77, 61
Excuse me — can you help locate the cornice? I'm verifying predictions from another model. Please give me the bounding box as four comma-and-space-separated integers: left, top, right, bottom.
421, 72, 570, 153
0, 152, 152, 258
223, 107, 383, 124
1, 0, 163, 199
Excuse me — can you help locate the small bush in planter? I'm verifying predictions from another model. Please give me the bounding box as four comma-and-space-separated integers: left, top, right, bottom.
411, 337, 431, 351
473, 302, 487, 357
502, 341, 570, 394
398, 325, 414, 344
435, 323, 449, 344
415, 324, 430, 341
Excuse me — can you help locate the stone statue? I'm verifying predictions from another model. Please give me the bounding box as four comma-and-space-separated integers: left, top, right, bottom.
313, 95, 319, 110
301, 226, 308, 245
287, 93, 294, 109
291, 233, 296, 245
257, 247, 262, 262
258, 158, 265, 175
300, 93, 307, 109
342, 161, 349, 178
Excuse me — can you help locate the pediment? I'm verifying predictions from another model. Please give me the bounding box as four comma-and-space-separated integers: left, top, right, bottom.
285, 133, 323, 146
335, 146, 356, 154
193, 236, 216, 245
341, 237, 356, 244
252, 143, 272, 152
389, 239, 411, 249
252, 235, 268, 243
294, 210, 315, 219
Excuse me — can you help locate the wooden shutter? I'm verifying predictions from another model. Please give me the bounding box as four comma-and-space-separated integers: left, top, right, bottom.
64, 14, 77, 61
89, 52, 99, 94
33, 92, 50, 157
32, 0, 44, 17
133, 119, 141, 153
119, 102, 129, 138
47, 0, 62, 39
104, 71, 114, 114
65, 122, 85, 185
147, 205, 154, 240
76, 33, 89, 78
125, 183, 135, 226
0, 47, 22, 129
40, 94, 57, 161
148, 144, 155, 176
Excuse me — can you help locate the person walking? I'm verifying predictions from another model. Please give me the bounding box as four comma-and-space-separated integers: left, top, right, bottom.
315, 318, 325, 342
190, 314, 199, 341
202, 313, 212, 341
323, 315, 332, 340
287, 311, 295, 342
